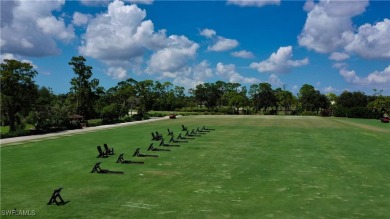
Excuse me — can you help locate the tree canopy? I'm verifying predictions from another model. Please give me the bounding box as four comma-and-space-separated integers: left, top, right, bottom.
1, 59, 38, 131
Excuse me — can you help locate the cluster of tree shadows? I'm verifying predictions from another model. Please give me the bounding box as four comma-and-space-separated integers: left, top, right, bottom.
47, 124, 215, 206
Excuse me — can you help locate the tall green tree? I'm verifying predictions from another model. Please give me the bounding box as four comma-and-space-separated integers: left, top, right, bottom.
338, 91, 368, 108
368, 95, 390, 116
193, 83, 222, 110
298, 84, 319, 112
26, 86, 56, 131
1, 59, 38, 131
275, 88, 296, 114
135, 80, 155, 115
68, 56, 100, 120
253, 83, 277, 113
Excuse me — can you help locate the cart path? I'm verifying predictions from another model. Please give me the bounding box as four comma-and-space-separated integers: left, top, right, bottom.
0, 116, 171, 146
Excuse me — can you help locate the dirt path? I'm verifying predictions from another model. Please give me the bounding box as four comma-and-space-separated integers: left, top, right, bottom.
0, 116, 171, 146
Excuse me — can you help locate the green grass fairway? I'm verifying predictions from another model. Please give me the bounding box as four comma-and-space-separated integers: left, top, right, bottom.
1, 116, 390, 218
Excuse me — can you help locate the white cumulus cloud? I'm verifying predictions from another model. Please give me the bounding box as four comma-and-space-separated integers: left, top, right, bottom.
79, 1, 199, 79
0, 53, 36, 68
79, 1, 162, 61
36, 16, 75, 42
125, 0, 154, 5
0, 0, 75, 56
231, 50, 255, 59
107, 67, 128, 80
158, 61, 213, 90
200, 28, 239, 52
147, 35, 199, 73
329, 52, 350, 61
80, 0, 110, 6
366, 65, 390, 85
323, 86, 339, 93
200, 28, 217, 38
298, 0, 369, 53
343, 19, 390, 59
339, 65, 390, 86
208, 37, 239, 52
250, 46, 309, 73
216, 62, 260, 84
227, 0, 280, 7
267, 74, 283, 87
72, 12, 90, 26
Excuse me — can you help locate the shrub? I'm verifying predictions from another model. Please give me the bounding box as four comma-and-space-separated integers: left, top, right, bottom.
320, 109, 331, 117
348, 107, 381, 119
265, 109, 278, 115
301, 111, 318, 116
0, 129, 30, 139
147, 112, 166, 117
333, 107, 349, 117
88, 119, 103, 127
132, 114, 143, 121
122, 116, 134, 122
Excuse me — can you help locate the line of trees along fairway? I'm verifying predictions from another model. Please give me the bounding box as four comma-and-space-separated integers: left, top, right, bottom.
1, 56, 389, 135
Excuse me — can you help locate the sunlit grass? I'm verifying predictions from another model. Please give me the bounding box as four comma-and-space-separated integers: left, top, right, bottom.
1, 116, 389, 218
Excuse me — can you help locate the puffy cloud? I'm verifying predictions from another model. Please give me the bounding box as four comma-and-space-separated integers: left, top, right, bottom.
80, 1, 200, 79
106, 67, 128, 80
267, 74, 283, 87
250, 46, 309, 73
300, 1, 389, 61
227, 0, 280, 7
80, 0, 110, 6
343, 19, 390, 59
340, 69, 360, 84
158, 61, 213, 90
0, 53, 36, 68
199, 28, 216, 38
208, 37, 239, 52
366, 65, 390, 85
200, 28, 239, 52
332, 62, 348, 69
0, 0, 19, 28
72, 12, 90, 26
231, 50, 255, 59
303, 0, 315, 12
216, 62, 260, 84
0, 0, 75, 56
329, 52, 350, 61
79, 1, 203, 80
323, 86, 339, 93
173, 77, 204, 90
36, 16, 75, 42
125, 0, 154, 5
79, 1, 163, 57
298, 0, 368, 53
339, 65, 390, 86
193, 60, 214, 81
147, 35, 199, 73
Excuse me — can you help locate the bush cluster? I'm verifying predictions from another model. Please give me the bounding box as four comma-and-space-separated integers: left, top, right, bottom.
334, 107, 381, 119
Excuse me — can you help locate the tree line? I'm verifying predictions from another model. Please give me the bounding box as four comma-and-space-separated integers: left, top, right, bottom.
1, 56, 389, 133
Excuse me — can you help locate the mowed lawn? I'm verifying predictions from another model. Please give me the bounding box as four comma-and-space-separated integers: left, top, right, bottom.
1, 116, 390, 218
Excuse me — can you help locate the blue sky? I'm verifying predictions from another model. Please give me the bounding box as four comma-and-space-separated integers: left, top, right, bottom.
1, 0, 389, 95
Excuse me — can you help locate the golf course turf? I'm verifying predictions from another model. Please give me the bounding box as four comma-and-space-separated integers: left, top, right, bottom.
1, 115, 389, 218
